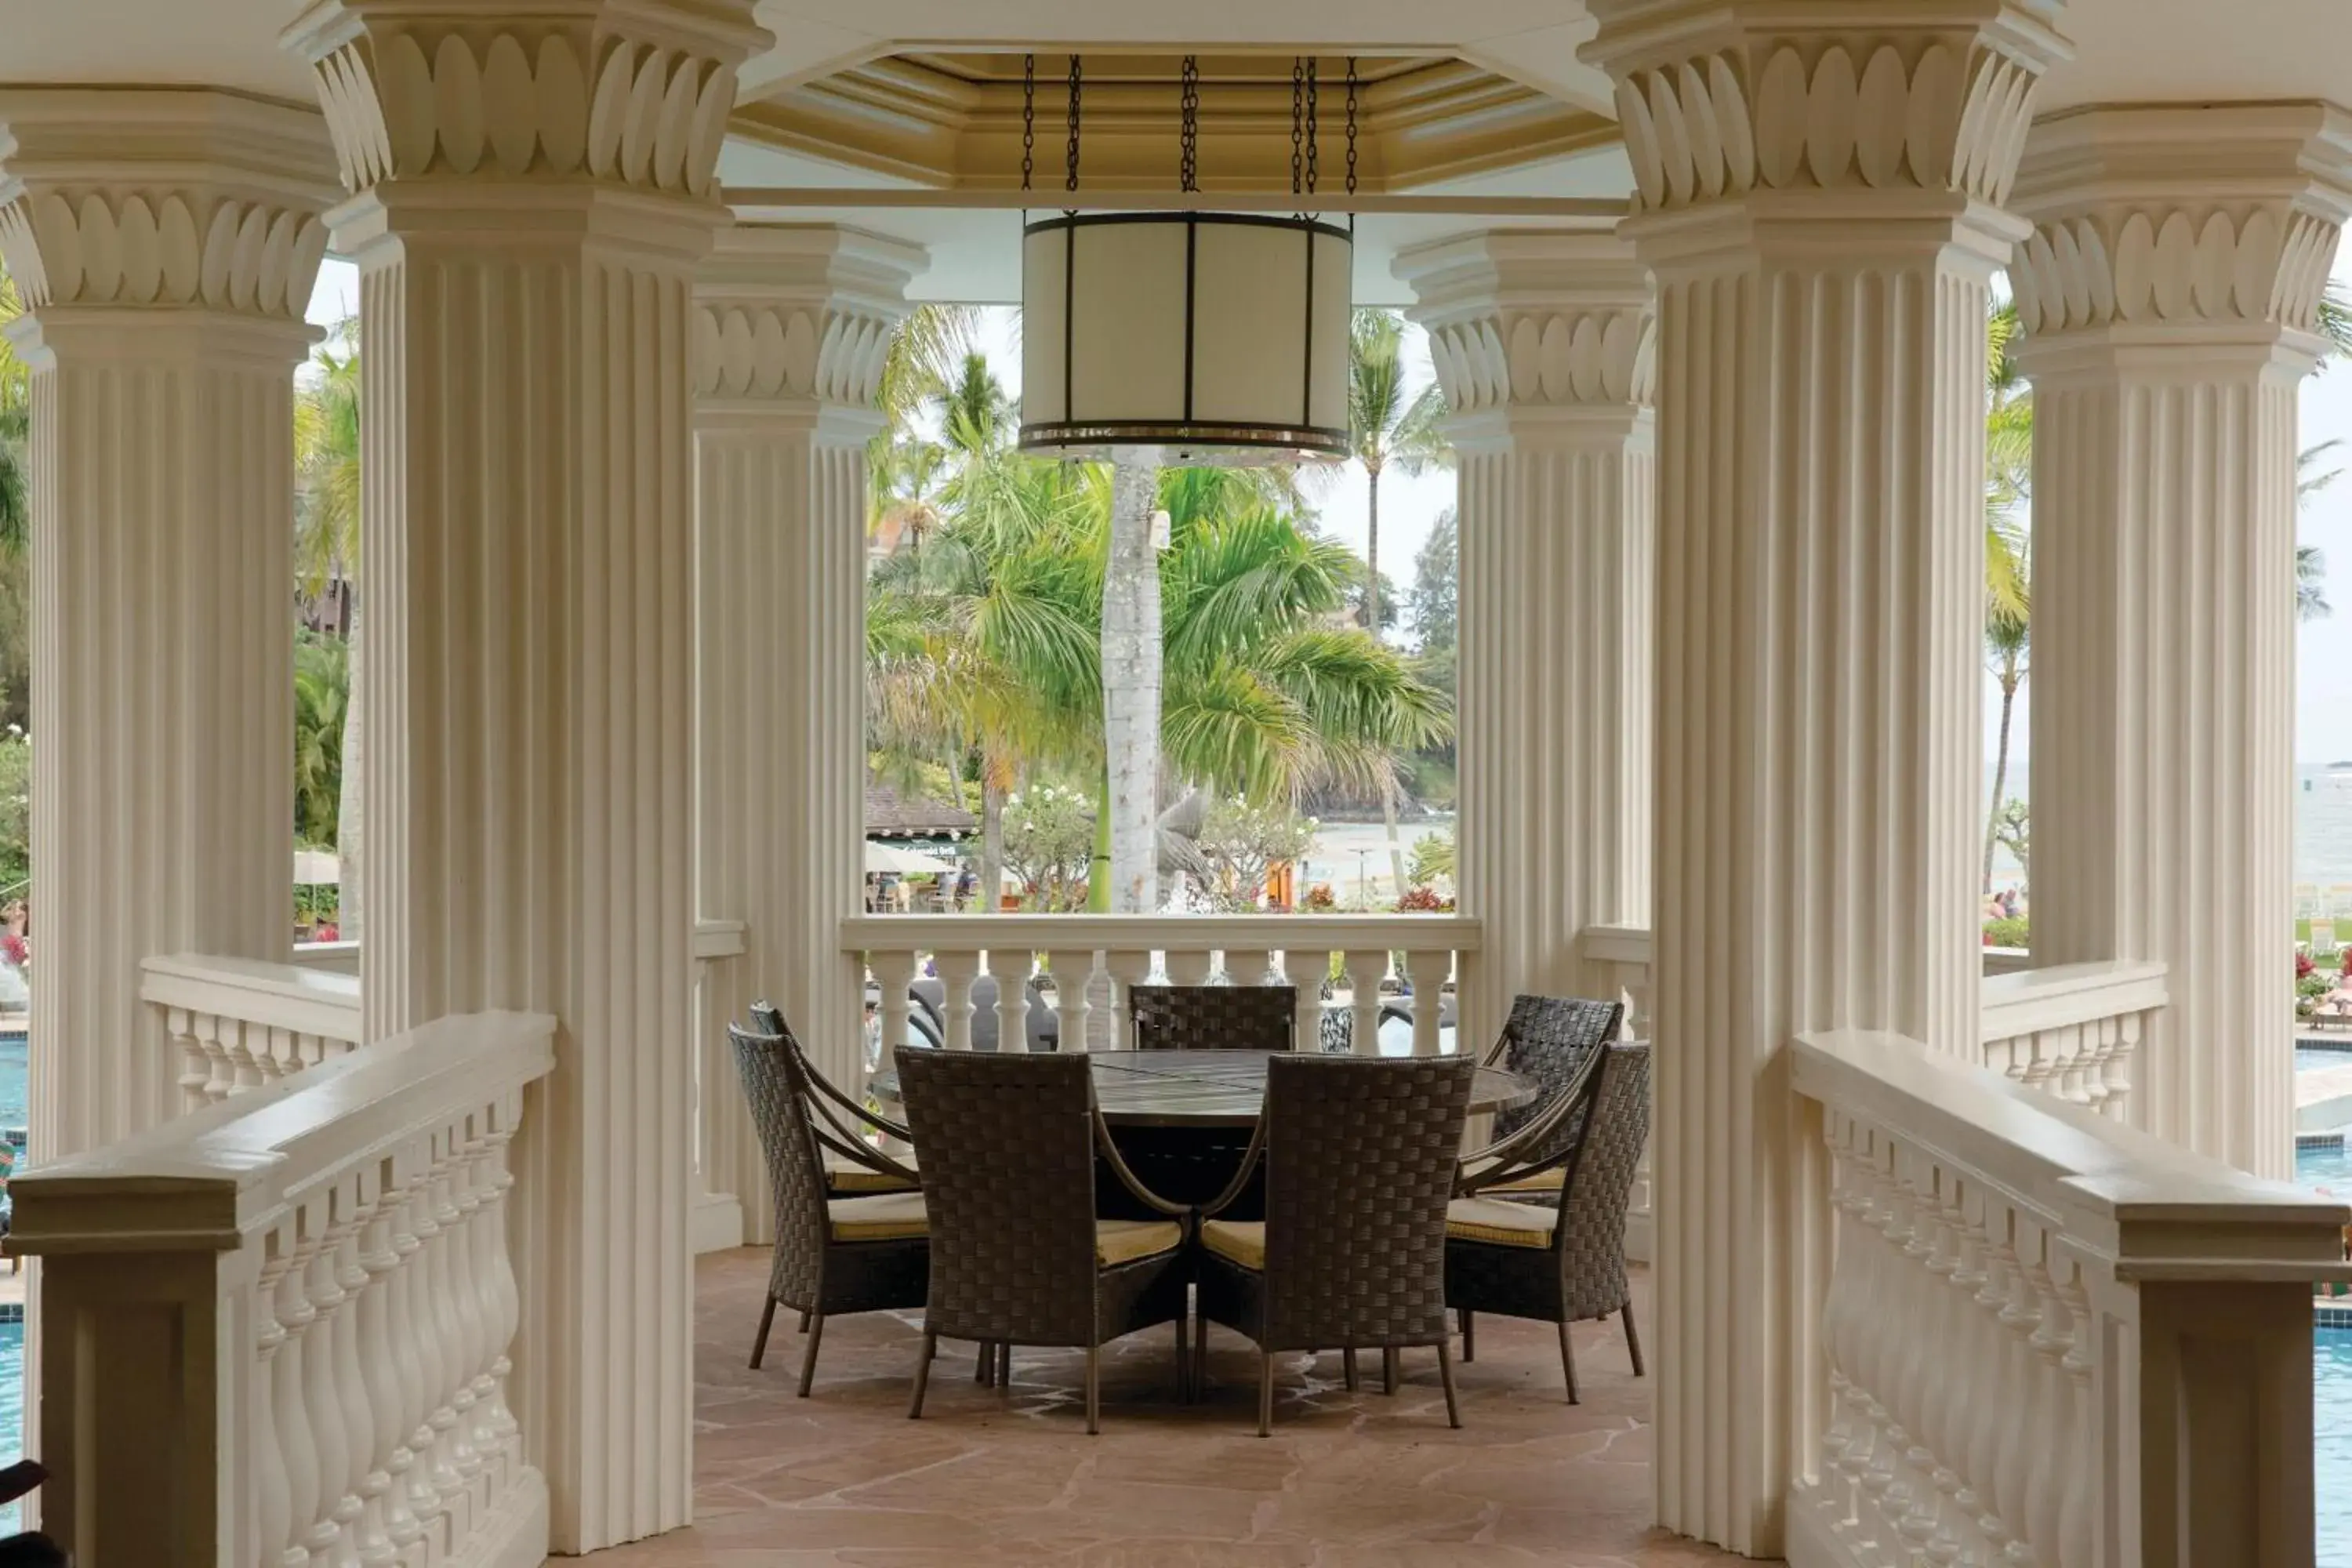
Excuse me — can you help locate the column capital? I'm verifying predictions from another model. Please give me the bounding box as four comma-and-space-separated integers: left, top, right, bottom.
0, 88, 337, 339
1579, 1, 2071, 267
281, 0, 769, 242
693, 223, 927, 439
2009, 102, 2352, 368
1392, 228, 1653, 448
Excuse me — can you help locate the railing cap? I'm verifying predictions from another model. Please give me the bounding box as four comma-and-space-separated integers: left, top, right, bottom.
840, 912, 1482, 953
141, 952, 364, 1040
1792, 1029, 2350, 1278
10, 1010, 556, 1255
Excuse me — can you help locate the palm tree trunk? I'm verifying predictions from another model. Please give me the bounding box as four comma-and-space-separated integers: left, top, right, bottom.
1367, 466, 1409, 900
336, 593, 362, 941
1100, 452, 1163, 914
1982, 668, 2017, 895
980, 767, 1004, 915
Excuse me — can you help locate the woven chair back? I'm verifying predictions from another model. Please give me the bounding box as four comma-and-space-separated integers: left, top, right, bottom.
1490, 995, 1624, 1156
1552, 1042, 1653, 1316
894, 1048, 1102, 1345
731, 1019, 833, 1308
1129, 983, 1297, 1051
1258, 1054, 1475, 1348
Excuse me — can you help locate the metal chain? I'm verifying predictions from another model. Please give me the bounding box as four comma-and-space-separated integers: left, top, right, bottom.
1290, 56, 1305, 198
1065, 53, 1082, 195
1179, 55, 1200, 194
1345, 57, 1359, 197
1305, 56, 1319, 195
1021, 53, 1035, 192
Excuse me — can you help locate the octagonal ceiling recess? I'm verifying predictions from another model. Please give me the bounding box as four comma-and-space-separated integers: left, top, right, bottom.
729, 49, 1621, 192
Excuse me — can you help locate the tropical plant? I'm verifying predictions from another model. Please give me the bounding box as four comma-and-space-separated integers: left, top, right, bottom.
292, 632, 347, 848
2300, 440, 2342, 621
1195, 795, 1317, 913
294, 321, 365, 936
1981, 300, 2033, 892
999, 783, 1096, 911
1348, 307, 1451, 896
1410, 824, 1457, 888
0, 725, 26, 900
1, 270, 31, 734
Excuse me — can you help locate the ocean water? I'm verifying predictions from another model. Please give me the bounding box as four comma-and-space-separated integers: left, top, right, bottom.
1983, 763, 2352, 891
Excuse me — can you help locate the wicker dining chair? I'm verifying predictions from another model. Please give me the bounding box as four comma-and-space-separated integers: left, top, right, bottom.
1194, 1054, 1477, 1436
731, 1018, 929, 1396
1462, 994, 1625, 1198
750, 1000, 920, 1196
894, 1048, 1192, 1433
1445, 1041, 1653, 1400
1129, 983, 1296, 1051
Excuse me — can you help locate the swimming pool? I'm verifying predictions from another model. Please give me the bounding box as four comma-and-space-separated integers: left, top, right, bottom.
2323, 1327, 2352, 1567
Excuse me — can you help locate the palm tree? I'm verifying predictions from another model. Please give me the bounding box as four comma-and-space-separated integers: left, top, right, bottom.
1347, 308, 1450, 897
292, 632, 348, 848
2300, 440, 2342, 622
2, 271, 34, 735
295, 322, 363, 935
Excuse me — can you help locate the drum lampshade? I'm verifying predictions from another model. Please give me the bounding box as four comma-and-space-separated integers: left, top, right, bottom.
1019, 212, 1353, 465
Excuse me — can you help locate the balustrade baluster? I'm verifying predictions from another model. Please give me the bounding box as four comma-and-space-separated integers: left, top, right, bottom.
1942, 1185, 1998, 1563
354, 1160, 409, 1567
1401, 950, 1447, 1056
173, 1007, 212, 1110
1046, 949, 1095, 1051
228, 1017, 267, 1094
1342, 950, 1386, 1055
933, 950, 979, 1050
324, 1179, 376, 1568
992, 950, 1034, 1053
2053, 1263, 2097, 1568
872, 950, 918, 1065
1223, 948, 1274, 989
408, 1134, 464, 1519
1817, 1114, 1866, 1523
423, 1124, 481, 1524
1281, 951, 1324, 1050
1834, 1127, 1890, 1509
256, 1235, 300, 1568
2103, 1015, 2139, 1121
1986, 1220, 2041, 1560
1859, 1138, 1912, 1520
443, 1116, 490, 1501
292, 1200, 350, 1568
1965, 1205, 2020, 1556
1100, 951, 1152, 1051
480, 1094, 526, 1468
1888, 1151, 1944, 1552
2020, 1237, 2071, 1559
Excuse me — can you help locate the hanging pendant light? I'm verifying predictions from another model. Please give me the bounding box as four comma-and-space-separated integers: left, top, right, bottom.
1018, 53, 1356, 467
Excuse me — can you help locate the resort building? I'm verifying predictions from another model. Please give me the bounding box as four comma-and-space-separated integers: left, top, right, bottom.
0, 0, 2346, 1563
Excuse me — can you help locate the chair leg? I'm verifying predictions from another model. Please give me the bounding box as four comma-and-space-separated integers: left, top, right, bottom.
750, 1297, 779, 1370
797, 1313, 826, 1399
1194, 1308, 1209, 1392
1382, 1346, 1398, 1396
998, 1341, 1012, 1387
1342, 1347, 1359, 1392
1175, 1317, 1190, 1402
1460, 1308, 1475, 1363
909, 1330, 937, 1418
975, 1340, 993, 1385
1257, 1350, 1275, 1437
797, 1308, 811, 1333
1557, 1319, 1579, 1405
1084, 1345, 1101, 1435
1436, 1340, 1462, 1429
1621, 1302, 1646, 1377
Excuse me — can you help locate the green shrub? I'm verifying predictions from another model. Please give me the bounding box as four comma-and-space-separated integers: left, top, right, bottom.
1983, 916, 2030, 949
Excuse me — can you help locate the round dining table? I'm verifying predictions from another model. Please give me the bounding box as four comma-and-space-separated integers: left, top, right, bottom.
870, 1047, 1537, 1127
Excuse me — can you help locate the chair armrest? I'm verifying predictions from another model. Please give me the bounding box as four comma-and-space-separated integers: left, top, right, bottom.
1196, 1116, 1269, 1221
1092, 1111, 1192, 1218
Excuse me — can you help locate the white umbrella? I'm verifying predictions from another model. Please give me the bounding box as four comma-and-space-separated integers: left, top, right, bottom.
865, 840, 959, 877
294, 849, 341, 885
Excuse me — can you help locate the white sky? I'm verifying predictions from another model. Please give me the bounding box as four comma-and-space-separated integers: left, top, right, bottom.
312, 243, 2352, 764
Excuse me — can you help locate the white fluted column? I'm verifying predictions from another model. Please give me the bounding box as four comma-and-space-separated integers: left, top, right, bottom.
0, 91, 334, 1159
1584, 5, 2065, 1553
1393, 230, 1654, 1058
2012, 104, 2352, 1181
694, 224, 920, 1245
284, 1, 767, 1550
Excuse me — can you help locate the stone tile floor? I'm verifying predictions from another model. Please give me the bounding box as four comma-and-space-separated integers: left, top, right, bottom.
594, 1248, 1741, 1566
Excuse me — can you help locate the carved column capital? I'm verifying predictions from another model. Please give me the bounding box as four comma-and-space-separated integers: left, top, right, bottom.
0, 88, 338, 343
1580, 0, 2072, 264
2009, 101, 2352, 363
1392, 229, 1654, 449
281, 0, 768, 241
692, 223, 927, 437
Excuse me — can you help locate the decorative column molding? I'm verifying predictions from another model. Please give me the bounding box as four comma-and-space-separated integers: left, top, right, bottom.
2011, 102, 2352, 1181
693, 223, 921, 1247
281, 0, 768, 1551
1583, 2, 2069, 1554
0, 89, 336, 1160
1392, 230, 1654, 1061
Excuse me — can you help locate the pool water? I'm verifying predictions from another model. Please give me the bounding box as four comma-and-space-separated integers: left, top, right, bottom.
2305, 1047, 2352, 1073
2325, 1329, 2352, 1568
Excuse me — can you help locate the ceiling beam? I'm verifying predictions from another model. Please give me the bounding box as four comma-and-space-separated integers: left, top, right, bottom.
721, 187, 1627, 218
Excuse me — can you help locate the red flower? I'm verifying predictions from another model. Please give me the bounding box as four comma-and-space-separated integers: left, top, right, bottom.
2300, 953, 2318, 979
0, 933, 24, 969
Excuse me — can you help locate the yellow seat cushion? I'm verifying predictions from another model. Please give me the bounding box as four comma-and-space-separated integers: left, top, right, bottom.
1097, 1219, 1184, 1267
1464, 1161, 1564, 1196
827, 1189, 928, 1242
1201, 1219, 1265, 1271
825, 1152, 918, 1193
1445, 1196, 1557, 1249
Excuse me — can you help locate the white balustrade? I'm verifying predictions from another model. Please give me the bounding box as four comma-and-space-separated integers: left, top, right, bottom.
9, 1011, 556, 1568
1982, 945, 2035, 977
840, 914, 1479, 1074
1980, 960, 2169, 1124
143, 953, 364, 1112
1788, 1029, 2347, 1568
289, 939, 362, 976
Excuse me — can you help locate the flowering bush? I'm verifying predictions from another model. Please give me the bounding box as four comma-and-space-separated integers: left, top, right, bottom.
1301, 882, 1338, 911
1394, 885, 1454, 913
1197, 795, 1316, 913
2300, 951, 2319, 981
1000, 784, 1096, 911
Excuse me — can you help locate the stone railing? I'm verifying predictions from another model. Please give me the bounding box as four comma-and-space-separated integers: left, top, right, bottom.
840, 913, 1481, 1061
1581, 923, 1653, 1036
690, 918, 750, 1253
9, 1009, 557, 1568
1980, 960, 2169, 1123
290, 938, 362, 975
1981, 945, 2034, 975
143, 952, 365, 1111
1787, 1029, 2346, 1568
